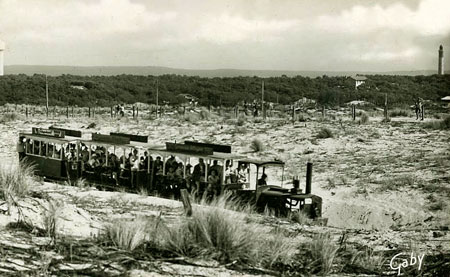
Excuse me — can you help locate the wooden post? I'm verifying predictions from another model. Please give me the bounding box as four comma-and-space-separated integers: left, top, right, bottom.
72, 106, 74, 117
156, 79, 159, 118
111, 106, 113, 118
132, 106, 135, 118
137, 106, 139, 118
88, 107, 91, 118
45, 75, 49, 113
183, 106, 186, 115
292, 105, 295, 123
25, 107, 28, 118
322, 106, 325, 118
66, 106, 69, 118
384, 93, 388, 120
180, 189, 192, 216
262, 81, 266, 120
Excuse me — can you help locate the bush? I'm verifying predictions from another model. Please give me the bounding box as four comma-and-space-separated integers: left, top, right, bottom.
250, 139, 264, 152
105, 218, 149, 251
199, 108, 210, 120
390, 109, 409, 117
236, 115, 246, 126
316, 127, 334, 139
359, 112, 370, 124
0, 112, 21, 123
0, 161, 35, 202
183, 113, 200, 123
288, 210, 312, 225
164, 194, 294, 266
308, 233, 339, 275
42, 200, 64, 242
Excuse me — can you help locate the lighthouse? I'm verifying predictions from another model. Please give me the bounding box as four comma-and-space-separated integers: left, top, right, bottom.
438, 45, 444, 75
0, 39, 4, 76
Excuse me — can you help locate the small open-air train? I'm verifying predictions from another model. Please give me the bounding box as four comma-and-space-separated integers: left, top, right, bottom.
18, 127, 323, 219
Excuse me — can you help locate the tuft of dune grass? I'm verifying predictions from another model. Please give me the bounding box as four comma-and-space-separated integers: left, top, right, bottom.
0, 160, 35, 202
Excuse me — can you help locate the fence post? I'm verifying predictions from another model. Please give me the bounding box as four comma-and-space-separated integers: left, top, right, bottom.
180, 189, 192, 217
88, 107, 91, 118
322, 106, 325, 118
111, 106, 113, 118
132, 106, 135, 118
66, 106, 69, 118
136, 106, 139, 118
25, 107, 28, 118
46, 107, 49, 118
292, 105, 295, 123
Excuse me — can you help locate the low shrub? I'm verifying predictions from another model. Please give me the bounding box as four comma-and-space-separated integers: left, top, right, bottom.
0, 161, 35, 202
42, 200, 64, 242
250, 139, 264, 152
163, 194, 294, 267
0, 112, 21, 123
316, 127, 334, 139
307, 232, 339, 275
390, 109, 409, 117
199, 108, 210, 120
105, 218, 149, 251
236, 115, 246, 126
359, 112, 370, 124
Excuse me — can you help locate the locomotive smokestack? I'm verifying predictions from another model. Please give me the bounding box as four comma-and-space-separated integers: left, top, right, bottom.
306, 162, 312, 194
438, 45, 444, 75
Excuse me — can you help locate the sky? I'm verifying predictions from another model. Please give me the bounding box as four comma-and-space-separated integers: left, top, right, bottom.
0, 0, 449, 72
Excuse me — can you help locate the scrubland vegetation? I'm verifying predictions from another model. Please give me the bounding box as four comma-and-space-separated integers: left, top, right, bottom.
0, 74, 449, 108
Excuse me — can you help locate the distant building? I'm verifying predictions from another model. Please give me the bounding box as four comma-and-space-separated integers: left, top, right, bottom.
351, 75, 367, 89
441, 96, 450, 107
70, 85, 86, 90
438, 45, 444, 75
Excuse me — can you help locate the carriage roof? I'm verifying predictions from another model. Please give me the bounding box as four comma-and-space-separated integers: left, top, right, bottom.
19, 133, 78, 144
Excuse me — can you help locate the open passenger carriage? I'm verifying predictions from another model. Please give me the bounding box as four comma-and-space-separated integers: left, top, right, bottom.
17, 127, 323, 219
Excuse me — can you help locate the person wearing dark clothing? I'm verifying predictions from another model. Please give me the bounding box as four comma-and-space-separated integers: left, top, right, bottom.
193, 158, 206, 194
257, 174, 268, 187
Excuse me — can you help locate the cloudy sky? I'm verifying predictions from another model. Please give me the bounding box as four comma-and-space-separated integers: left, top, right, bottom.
0, 0, 449, 71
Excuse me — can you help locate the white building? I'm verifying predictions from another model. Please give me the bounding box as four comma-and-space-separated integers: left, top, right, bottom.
0, 39, 4, 76
351, 75, 367, 89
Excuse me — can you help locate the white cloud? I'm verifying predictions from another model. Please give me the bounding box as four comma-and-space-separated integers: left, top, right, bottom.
0, 0, 447, 70
194, 14, 299, 44
0, 0, 177, 43
316, 0, 450, 36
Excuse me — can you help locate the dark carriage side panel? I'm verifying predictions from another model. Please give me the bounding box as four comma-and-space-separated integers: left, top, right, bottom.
184, 141, 231, 153
49, 127, 82, 138
166, 142, 214, 155
92, 133, 130, 144
110, 132, 148, 143
25, 155, 66, 179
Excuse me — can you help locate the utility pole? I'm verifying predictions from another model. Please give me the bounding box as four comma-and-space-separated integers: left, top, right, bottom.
156, 78, 159, 118
262, 80, 266, 120
45, 75, 49, 117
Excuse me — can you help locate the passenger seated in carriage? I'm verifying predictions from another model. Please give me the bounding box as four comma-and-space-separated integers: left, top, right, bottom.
154, 156, 163, 175
207, 169, 220, 197
185, 164, 193, 190
257, 174, 268, 186
236, 163, 249, 188
193, 158, 206, 193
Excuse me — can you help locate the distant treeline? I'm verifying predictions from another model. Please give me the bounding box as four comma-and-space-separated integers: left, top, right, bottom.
0, 74, 448, 108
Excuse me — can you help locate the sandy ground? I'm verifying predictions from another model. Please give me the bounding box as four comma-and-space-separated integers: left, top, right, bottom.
0, 110, 449, 275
